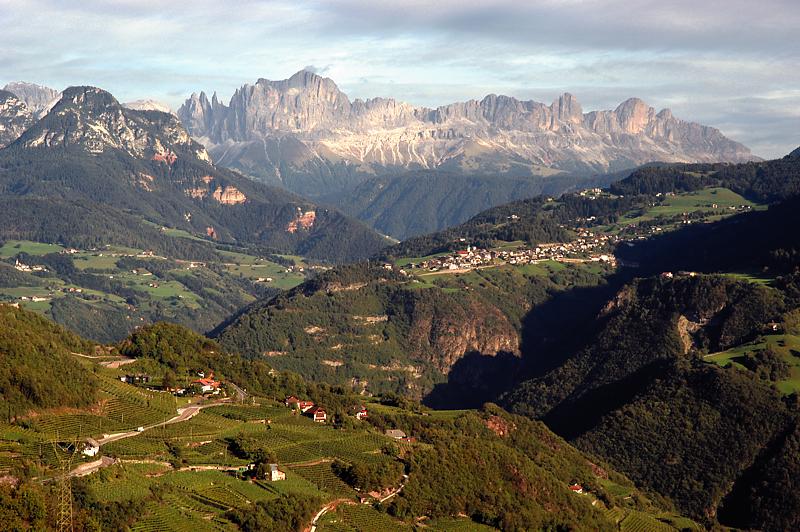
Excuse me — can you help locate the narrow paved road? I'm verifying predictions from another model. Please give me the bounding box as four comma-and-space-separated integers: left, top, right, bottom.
379, 474, 409, 503
306, 474, 409, 531
308, 499, 353, 532
96, 400, 229, 447
69, 456, 116, 478
66, 399, 230, 477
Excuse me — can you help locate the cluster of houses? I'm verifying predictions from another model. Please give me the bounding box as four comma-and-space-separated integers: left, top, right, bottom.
191, 373, 222, 394
284, 396, 370, 423
409, 234, 617, 274
118, 371, 223, 396
284, 396, 328, 423
13, 259, 47, 273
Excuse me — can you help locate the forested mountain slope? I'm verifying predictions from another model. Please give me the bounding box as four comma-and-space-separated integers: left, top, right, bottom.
0, 304, 98, 418
0, 86, 388, 262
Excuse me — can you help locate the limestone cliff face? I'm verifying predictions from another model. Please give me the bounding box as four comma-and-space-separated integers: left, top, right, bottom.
178, 70, 756, 194
17, 86, 211, 165
402, 292, 520, 374
0, 90, 34, 148
2, 81, 60, 115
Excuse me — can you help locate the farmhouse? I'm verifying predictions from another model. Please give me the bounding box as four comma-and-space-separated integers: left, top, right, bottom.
306, 406, 327, 423
354, 406, 368, 420
569, 484, 584, 494
192, 374, 221, 394
284, 395, 300, 407
267, 464, 286, 481
82, 438, 100, 457
297, 400, 315, 413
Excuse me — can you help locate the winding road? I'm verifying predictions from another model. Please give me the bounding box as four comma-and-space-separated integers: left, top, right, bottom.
67, 399, 230, 477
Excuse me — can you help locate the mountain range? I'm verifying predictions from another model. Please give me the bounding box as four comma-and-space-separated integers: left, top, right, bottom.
0, 74, 760, 240
0, 85, 388, 261
173, 70, 757, 238
178, 70, 755, 193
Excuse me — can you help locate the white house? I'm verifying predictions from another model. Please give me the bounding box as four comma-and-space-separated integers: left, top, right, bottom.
82, 438, 100, 457
268, 464, 286, 481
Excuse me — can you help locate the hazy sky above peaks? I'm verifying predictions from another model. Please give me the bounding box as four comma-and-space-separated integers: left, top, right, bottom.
0, 0, 797, 157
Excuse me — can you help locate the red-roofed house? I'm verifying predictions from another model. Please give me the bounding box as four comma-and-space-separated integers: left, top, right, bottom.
306, 406, 327, 423
192, 373, 221, 394
298, 400, 315, 413
569, 484, 584, 494
284, 395, 300, 407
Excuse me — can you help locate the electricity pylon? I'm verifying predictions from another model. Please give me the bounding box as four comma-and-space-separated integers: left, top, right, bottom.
50, 438, 79, 532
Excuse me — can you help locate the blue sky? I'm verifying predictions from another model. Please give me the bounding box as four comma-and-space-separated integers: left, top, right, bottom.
0, 0, 797, 157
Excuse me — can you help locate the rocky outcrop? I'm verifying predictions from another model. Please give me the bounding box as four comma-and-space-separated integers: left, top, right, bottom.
0, 90, 34, 148
286, 210, 316, 233
178, 70, 756, 196
2, 81, 60, 115
17, 86, 212, 164
405, 294, 520, 373
211, 185, 246, 205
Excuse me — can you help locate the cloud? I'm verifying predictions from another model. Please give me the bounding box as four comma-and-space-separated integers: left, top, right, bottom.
0, 0, 796, 157
302, 65, 331, 75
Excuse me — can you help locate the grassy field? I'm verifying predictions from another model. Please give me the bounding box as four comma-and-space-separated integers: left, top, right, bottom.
719, 271, 775, 286
705, 334, 800, 394
0, 240, 309, 338
602, 187, 762, 233
0, 240, 65, 257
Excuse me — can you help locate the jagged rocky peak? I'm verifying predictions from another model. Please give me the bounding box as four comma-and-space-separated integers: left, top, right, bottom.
17, 85, 211, 164
178, 71, 757, 182
2, 81, 60, 114
554, 92, 582, 123
0, 89, 35, 148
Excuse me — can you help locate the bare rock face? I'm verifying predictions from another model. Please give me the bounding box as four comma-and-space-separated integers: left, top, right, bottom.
178, 70, 757, 195
2, 81, 60, 115
18, 86, 211, 164
406, 294, 520, 374
0, 90, 34, 148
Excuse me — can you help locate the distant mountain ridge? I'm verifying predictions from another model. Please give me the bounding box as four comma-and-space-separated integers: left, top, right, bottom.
2, 81, 60, 114
178, 70, 756, 200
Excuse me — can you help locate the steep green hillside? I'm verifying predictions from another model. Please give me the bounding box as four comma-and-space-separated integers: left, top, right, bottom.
215, 261, 610, 401
502, 274, 800, 527
0, 304, 97, 418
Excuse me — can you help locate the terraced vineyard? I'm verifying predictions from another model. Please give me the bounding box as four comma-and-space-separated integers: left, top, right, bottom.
27, 374, 177, 439
289, 462, 358, 498
318, 503, 412, 531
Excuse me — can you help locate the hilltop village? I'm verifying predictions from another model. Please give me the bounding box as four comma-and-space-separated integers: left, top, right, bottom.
408, 230, 617, 274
